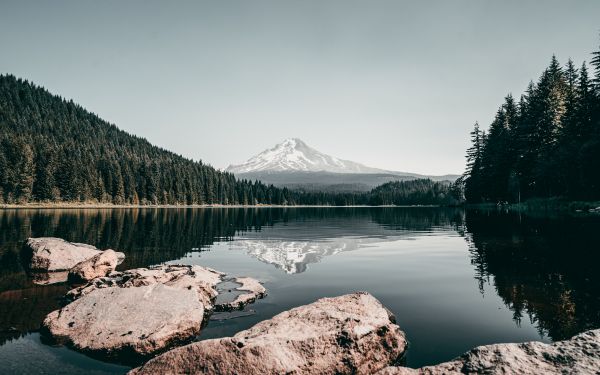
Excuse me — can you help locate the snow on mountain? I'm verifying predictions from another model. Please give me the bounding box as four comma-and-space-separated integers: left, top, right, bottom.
226, 138, 386, 174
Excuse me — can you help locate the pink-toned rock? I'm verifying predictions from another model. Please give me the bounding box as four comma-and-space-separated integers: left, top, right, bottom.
43, 265, 267, 359
66, 264, 224, 307
44, 283, 206, 358
69, 249, 125, 281
28, 237, 102, 271
129, 292, 406, 375
44, 265, 224, 358
68, 249, 125, 282
377, 329, 600, 375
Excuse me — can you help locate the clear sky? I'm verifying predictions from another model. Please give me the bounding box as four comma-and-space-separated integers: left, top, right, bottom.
1, 1, 599, 175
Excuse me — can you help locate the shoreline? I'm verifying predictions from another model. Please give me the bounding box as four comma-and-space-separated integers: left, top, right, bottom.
0, 203, 444, 209
466, 198, 600, 213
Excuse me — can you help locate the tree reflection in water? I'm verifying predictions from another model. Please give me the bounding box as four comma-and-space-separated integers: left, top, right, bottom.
464, 209, 600, 340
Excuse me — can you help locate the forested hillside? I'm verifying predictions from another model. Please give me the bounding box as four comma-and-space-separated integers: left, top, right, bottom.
464, 37, 600, 203
0, 74, 294, 205
0, 75, 460, 206
290, 179, 461, 206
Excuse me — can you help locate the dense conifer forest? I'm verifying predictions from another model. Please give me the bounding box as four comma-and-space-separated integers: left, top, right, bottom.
0, 75, 458, 206
463, 37, 600, 203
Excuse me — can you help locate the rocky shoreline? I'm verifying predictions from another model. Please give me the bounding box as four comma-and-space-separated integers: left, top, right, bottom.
24, 237, 600, 374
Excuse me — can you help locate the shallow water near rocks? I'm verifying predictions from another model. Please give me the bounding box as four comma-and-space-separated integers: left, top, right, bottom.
1, 207, 599, 374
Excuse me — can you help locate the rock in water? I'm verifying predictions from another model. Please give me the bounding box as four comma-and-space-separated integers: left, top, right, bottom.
68, 249, 125, 282
28, 237, 103, 271
129, 292, 406, 375
44, 265, 266, 360
377, 329, 600, 375
215, 277, 267, 311
44, 283, 205, 358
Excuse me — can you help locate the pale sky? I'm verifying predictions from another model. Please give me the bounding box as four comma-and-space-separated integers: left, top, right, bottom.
1, 1, 599, 175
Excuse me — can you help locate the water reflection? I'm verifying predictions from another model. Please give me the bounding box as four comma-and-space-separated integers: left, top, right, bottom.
464, 209, 600, 341
0, 207, 598, 372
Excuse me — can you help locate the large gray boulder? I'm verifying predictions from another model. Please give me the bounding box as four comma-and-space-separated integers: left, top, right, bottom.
28, 237, 103, 271
43, 265, 266, 359
130, 292, 406, 375
68, 249, 125, 282
377, 329, 600, 375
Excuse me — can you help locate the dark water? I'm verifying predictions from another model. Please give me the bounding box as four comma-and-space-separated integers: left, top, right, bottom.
0, 207, 599, 374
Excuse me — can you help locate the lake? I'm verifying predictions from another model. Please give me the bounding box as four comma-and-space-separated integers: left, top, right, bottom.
0, 207, 599, 374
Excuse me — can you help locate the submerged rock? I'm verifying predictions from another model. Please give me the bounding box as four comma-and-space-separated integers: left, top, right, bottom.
68, 249, 125, 282
377, 329, 600, 375
28, 237, 103, 271
215, 277, 267, 311
32, 271, 69, 285
130, 292, 406, 375
43, 265, 266, 360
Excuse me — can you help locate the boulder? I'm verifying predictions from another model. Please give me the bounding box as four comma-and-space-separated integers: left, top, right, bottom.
43, 265, 264, 360
377, 329, 600, 375
68, 249, 125, 282
129, 292, 406, 375
27, 237, 102, 271
44, 283, 206, 359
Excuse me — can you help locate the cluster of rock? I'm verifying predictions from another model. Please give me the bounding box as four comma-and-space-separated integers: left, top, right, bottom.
129, 292, 600, 375
27, 237, 125, 283
377, 329, 600, 374
130, 292, 406, 374
28, 237, 268, 361
45, 265, 225, 358
27, 237, 600, 374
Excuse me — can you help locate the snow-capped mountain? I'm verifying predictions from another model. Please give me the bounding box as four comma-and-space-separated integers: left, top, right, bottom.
226, 138, 459, 191
226, 138, 386, 174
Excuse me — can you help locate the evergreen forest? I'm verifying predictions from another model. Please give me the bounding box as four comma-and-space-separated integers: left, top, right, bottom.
463, 37, 600, 203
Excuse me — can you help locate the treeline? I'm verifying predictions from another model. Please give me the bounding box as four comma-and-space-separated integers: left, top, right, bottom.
0, 74, 459, 206
291, 179, 462, 206
463, 37, 600, 203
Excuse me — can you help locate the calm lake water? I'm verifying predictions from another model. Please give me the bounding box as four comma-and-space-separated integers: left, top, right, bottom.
0, 207, 599, 374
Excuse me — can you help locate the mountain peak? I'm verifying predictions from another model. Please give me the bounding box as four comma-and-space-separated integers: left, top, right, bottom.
226, 138, 386, 174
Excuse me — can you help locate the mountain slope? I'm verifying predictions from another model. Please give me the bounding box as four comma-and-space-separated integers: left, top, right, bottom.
227, 138, 385, 174
0, 74, 294, 205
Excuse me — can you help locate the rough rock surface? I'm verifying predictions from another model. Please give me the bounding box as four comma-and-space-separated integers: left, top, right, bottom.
130, 292, 406, 375
44, 265, 226, 359
215, 277, 267, 311
68, 249, 125, 282
377, 329, 600, 375
28, 237, 103, 271
66, 264, 224, 306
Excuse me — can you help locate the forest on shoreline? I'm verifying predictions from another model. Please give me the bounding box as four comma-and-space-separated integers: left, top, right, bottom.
463, 36, 600, 203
